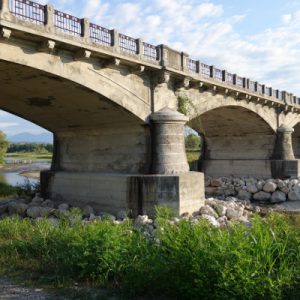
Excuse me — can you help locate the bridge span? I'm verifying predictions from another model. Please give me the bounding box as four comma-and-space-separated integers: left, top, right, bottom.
0, 0, 300, 215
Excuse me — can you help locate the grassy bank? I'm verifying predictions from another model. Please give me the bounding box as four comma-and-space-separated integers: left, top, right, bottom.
0, 182, 19, 198
0, 182, 39, 199
0, 212, 300, 299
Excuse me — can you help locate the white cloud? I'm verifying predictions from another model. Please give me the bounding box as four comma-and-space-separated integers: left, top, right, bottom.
0, 122, 19, 128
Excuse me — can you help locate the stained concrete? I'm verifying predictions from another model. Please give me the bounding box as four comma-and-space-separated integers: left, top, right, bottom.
2, 1, 300, 214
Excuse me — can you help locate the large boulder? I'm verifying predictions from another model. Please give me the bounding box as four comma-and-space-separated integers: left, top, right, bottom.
226, 208, 243, 220
256, 180, 265, 191
288, 182, 300, 201
41, 199, 55, 208
8, 202, 28, 217
246, 184, 258, 194
29, 195, 44, 206
211, 203, 227, 217
253, 191, 271, 201
288, 191, 300, 201
270, 191, 287, 203
200, 214, 219, 227
210, 178, 223, 187
27, 206, 53, 218
238, 190, 252, 201
199, 205, 218, 218
263, 181, 277, 193
58, 203, 69, 211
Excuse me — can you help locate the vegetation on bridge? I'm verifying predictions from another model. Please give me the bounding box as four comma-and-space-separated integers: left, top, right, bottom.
0, 131, 9, 164
0, 210, 300, 299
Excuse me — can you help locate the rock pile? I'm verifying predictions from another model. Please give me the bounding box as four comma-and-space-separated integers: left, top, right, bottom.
206, 177, 300, 203
0, 193, 275, 229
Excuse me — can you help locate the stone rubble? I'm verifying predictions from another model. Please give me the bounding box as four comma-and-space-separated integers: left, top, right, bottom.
205, 176, 300, 202
1, 177, 299, 230
0, 193, 277, 230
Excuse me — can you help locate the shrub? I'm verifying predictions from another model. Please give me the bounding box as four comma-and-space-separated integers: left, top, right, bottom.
0, 213, 300, 299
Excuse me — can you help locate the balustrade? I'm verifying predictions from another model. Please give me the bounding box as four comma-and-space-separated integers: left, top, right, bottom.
2, 0, 299, 105
9, 0, 44, 24
90, 23, 111, 46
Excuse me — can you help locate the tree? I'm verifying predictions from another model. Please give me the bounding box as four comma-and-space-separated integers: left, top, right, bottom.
185, 134, 200, 150
0, 131, 9, 164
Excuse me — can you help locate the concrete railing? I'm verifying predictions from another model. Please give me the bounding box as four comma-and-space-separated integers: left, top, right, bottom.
1, 0, 299, 107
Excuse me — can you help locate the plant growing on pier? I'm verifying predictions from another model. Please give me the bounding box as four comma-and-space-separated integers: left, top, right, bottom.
0, 131, 8, 164
177, 95, 189, 115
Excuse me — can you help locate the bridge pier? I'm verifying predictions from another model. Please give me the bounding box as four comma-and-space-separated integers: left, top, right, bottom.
41, 108, 204, 216
271, 126, 300, 179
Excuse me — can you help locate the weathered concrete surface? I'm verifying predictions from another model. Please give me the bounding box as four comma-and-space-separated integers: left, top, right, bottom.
2, 0, 300, 213
188, 105, 276, 177
271, 160, 300, 179
151, 107, 189, 174
201, 160, 272, 178
273, 126, 295, 160
41, 171, 205, 216
54, 126, 151, 174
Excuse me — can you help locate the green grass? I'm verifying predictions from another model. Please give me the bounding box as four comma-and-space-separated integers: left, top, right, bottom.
0, 182, 19, 198
0, 212, 300, 299
0, 181, 40, 199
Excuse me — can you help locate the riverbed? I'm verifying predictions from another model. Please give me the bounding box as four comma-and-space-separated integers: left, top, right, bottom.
0, 158, 51, 186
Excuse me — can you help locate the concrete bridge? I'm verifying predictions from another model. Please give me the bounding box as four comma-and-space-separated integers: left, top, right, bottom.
0, 0, 300, 215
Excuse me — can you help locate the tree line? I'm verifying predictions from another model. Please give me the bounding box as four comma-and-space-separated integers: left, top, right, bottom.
7, 143, 53, 154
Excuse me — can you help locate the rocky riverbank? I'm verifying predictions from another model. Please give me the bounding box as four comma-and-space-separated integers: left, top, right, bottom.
0, 191, 293, 229
205, 176, 300, 203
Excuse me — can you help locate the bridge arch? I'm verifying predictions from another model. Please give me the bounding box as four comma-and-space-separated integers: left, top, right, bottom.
188, 105, 276, 177
0, 47, 152, 174
0, 40, 151, 126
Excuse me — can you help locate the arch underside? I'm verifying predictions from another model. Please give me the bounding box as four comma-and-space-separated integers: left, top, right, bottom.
189, 106, 276, 177
0, 60, 151, 174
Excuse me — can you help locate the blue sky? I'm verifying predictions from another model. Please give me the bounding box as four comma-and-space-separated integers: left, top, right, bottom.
2, 0, 300, 136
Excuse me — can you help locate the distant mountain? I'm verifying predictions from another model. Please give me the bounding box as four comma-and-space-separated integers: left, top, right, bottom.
7, 132, 53, 144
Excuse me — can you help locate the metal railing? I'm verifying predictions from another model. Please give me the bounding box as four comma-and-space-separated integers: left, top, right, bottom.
214, 68, 223, 81
54, 10, 82, 36
90, 23, 111, 46
187, 58, 197, 73
9, 0, 45, 24
4, 0, 297, 105
225, 72, 234, 85
265, 87, 271, 96
200, 63, 210, 77
235, 76, 244, 88
119, 33, 137, 54
257, 83, 263, 95
143, 42, 157, 60
249, 80, 255, 91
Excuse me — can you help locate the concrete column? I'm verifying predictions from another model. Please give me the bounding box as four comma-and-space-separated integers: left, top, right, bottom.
271, 126, 299, 179
45, 5, 54, 33
112, 29, 119, 50
82, 18, 90, 41
0, 0, 11, 20
137, 38, 143, 57
273, 126, 295, 160
150, 107, 189, 174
